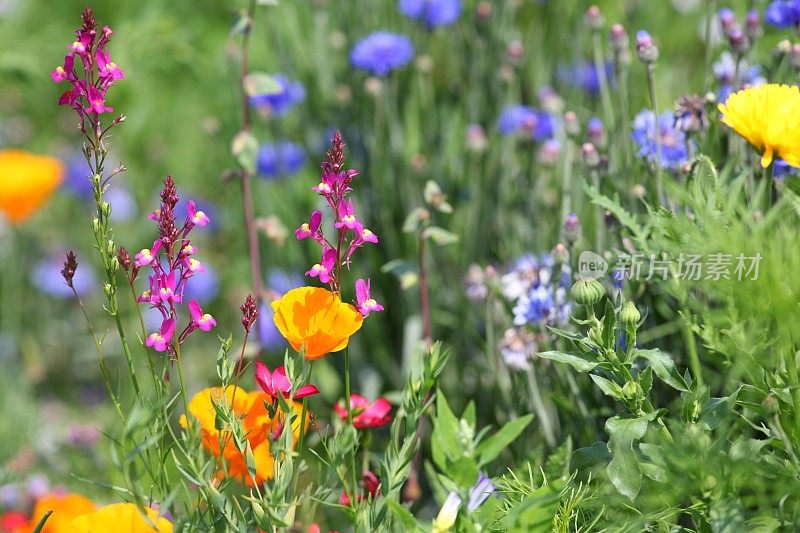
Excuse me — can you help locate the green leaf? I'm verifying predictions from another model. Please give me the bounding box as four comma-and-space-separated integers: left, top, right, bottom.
604, 412, 659, 500
590, 374, 625, 400
448, 456, 480, 486
243, 72, 282, 96
638, 366, 653, 397
31, 511, 53, 533
402, 208, 428, 233
385, 499, 419, 530
538, 351, 600, 372
633, 348, 689, 392
422, 226, 459, 246
432, 391, 462, 470
475, 414, 533, 466
231, 130, 258, 174
570, 441, 612, 470
504, 482, 563, 531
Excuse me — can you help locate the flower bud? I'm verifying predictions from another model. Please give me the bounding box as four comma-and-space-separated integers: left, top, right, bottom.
776, 39, 792, 57
106, 239, 115, 256
571, 279, 605, 307
745, 9, 762, 40
582, 142, 600, 168
476, 1, 492, 20
563, 213, 582, 244
635, 30, 659, 64
553, 243, 569, 265
585, 5, 604, 31
103, 283, 113, 298
109, 256, 120, 272
506, 40, 524, 62
564, 111, 580, 137
718, 7, 737, 34
620, 301, 641, 326
465, 123, 488, 153
587, 117, 606, 149
92, 217, 100, 233
727, 28, 750, 55
100, 201, 111, 218
537, 139, 561, 166
622, 380, 640, 399
792, 44, 800, 69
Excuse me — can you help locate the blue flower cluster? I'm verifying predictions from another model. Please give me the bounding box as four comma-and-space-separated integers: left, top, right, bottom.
713, 52, 764, 103
350, 32, 414, 76
631, 110, 691, 171
497, 105, 555, 141
249, 74, 305, 117
765, 0, 800, 29
499, 253, 572, 328
399, 0, 462, 28
558, 61, 615, 96
257, 141, 307, 179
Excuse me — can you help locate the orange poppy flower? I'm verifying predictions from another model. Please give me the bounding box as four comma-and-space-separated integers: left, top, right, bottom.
16, 493, 96, 533
271, 287, 364, 360
180, 386, 307, 486
70, 503, 172, 533
0, 150, 64, 224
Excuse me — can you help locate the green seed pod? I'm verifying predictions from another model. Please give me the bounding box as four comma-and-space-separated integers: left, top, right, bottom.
571, 279, 605, 306
620, 301, 641, 327
622, 381, 639, 399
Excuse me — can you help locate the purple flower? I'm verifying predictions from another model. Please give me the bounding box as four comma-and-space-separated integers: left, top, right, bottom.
249, 74, 305, 116
765, 0, 800, 29
713, 52, 764, 102
468, 473, 497, 512
32, 250, 96, 298
398, 0, 462, 28
513, 286, 555, 326
558, 61, 614, 96
350, 32, 414, 76
174, 197, 218, 232
355, 278, 384, 316
497, 105, 554, 141
257, 141, 306, 179
500, 328, 538, 371
631, 110, 691, 171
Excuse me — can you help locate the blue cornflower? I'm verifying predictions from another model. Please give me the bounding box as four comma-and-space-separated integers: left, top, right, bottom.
350, 32, 414, 76
32, 250, 96, 298
631, 110, 691, 171
249, 74, 305, 117
558, 61, 615, 96
497, 105, 554, 141
256, 141, 306, 179
765, 0, 800, 29
259, 270, 304, 350
713, 52, 764, 103
467, 473, 497, 512
398, 0, 462, 28
63, 154, 93, 199
513, 286, 555, 326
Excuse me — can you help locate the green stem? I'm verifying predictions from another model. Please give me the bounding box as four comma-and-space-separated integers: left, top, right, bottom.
681, 304, 704, 388
343, 346, 358, 507
704, 0, 715, 92
785, 348, 800, 430
591, 169, 603, 251
561, 139, 574, 223
174, 341, 190, 415
592, 31, 616, 149
645, 64, 665, 205
763, 161, 774, 214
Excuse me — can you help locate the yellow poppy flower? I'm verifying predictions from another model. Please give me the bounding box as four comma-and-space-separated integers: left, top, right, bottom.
70, 503, 172, 533
271, 286, 364, 360
718, 84, 800, 168
180, 386, 307, 486
17, 493, 96, 533
0, 149, 64, 223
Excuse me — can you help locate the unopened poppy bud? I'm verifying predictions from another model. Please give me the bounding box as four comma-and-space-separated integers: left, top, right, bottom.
571, 279, 605, 306
635, 30, 659, 64
620, 300, 641, 326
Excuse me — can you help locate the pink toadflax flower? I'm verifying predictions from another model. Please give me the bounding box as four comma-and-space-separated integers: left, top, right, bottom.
334, 393, 392, 429
334, 199, 360, 230
306, 247, 336, 284
186, 200, 210, 227
85, 85, 112, 114
185, 258, 204, 274
96, 48, 124, 81
188, 299, 216, 332
295, 210, 322, 240
254, 362, 319, 400
146, 318, 175, 352
355, 278, 384, 316
134, 240, 161, 268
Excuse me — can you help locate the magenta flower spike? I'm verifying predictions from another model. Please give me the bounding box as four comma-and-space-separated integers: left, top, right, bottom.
306, 247, 336, 284
146, 318, 175, 352
355, 278, 384, 316
188, 299, 216, 332
254, 362, 320, 400
157, 271, 181, 304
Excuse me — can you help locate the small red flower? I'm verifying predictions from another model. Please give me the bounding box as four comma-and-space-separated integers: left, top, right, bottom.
334, 394, 392, 429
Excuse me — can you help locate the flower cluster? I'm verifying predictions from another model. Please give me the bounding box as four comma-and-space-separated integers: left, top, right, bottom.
500, 253, 571, 327
398, 0, 462, 29
713, 51, 764, 103
765, 0, 800, 29
631, 109, 692, 171
350, 32, 414, 76
50, 8, 124, 134
295, 130, 383, 314
557, 60, 615, 96
125, 176, 216, 353
497, 105, 555, 141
